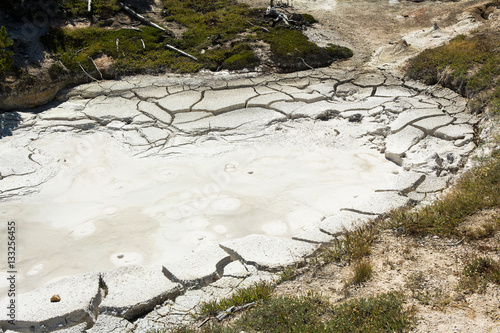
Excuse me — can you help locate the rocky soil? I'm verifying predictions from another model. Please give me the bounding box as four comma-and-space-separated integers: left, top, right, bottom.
0, 0, 499, 332
242, 1, 500, 332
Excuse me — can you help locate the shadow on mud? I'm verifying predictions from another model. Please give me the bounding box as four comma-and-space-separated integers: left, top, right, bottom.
0, 112, 21, 139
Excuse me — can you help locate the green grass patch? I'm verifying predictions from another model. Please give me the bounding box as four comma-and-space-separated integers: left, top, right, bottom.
386, 151, 500, 238
175, 291, 413, 332
197, 281, 274, 317
459, 256, 500, 293
406, 33, 500, 114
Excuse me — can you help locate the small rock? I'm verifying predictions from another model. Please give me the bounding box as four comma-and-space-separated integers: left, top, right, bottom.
50, 295, 61, 302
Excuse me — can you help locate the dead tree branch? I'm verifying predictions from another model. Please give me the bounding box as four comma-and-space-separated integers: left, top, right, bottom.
119, 2, 168, 32
121, 27, 143, 32
89, 57, 104, 80
246, 20, 270, 32
165, 44, 198, 61
87, 0, 91, 12
78, 62, 98, 81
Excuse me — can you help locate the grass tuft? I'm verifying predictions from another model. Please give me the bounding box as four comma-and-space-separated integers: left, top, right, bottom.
459, 256, 500, 293
406, 33, 500, 114
386, 151, 500, 238
350, 260, 373, 285
318, 222, 378, 265
197, 281, 274, 317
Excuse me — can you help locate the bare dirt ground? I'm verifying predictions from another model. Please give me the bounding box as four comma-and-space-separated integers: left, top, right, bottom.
240, 1, 500, 332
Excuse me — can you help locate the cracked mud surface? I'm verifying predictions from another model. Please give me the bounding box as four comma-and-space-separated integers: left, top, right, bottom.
0, 67, 479, 332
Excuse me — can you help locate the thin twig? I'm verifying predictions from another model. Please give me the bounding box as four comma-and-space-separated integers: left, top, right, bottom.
78, 62, 98, 81
141, 39, 145, 50
298, 57, 313, 69
197, 317, 210, 328
446, 237, 465, 246
57, 60, 69, 72
246, 20, 270, 32
119, 2, 168, 32
116, 38, 119, 52
88, 57, 103, 80
165, 44, 198, 61
121, 27, 142, 32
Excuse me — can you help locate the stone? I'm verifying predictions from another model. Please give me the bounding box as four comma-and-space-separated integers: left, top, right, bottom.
100, 266, 182, 320
434, 124, 474, 141
307, 79, 337, 96
137, 101, 173, 124
171, 111, 213, 126
53, 323, 88, 332
220, 234, 318, 272
38, 100, 89, 121
292, 228, 336, 244
344, 191, 410, 215
83, 97, 140, 123
86, 314, 135, 333
412, 115, 455, 134
352, 72, 386, 86
390, 108, 444, 133
174, 108, 286, 134
193, 87, 257, 113
330, 97, 394, 112
247, 92, 293, 108
157, 90, 202, 113
385, 126, 425, 165
162, 243, 231, 288
290, 100, 337, 119
335, 83, 373, 99
0, 273, 101, 332
223, 261, 251, 278
132, 86, 168, 99
376, 171, 426, 193
374, 86, 415, 97
269, 100, 307, 116
416, 175, 450, 193
319, 211, 372, 235
139, 127, 170, 144
292, 91, 326, 103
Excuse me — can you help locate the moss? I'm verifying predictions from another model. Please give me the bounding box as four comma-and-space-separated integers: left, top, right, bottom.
0, 26, 13, 76
40, 0, 352, 75
60, 0, 120, 18
302, 13, 318, 25
223, 49, 260, 70
260, 27, 352, 71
